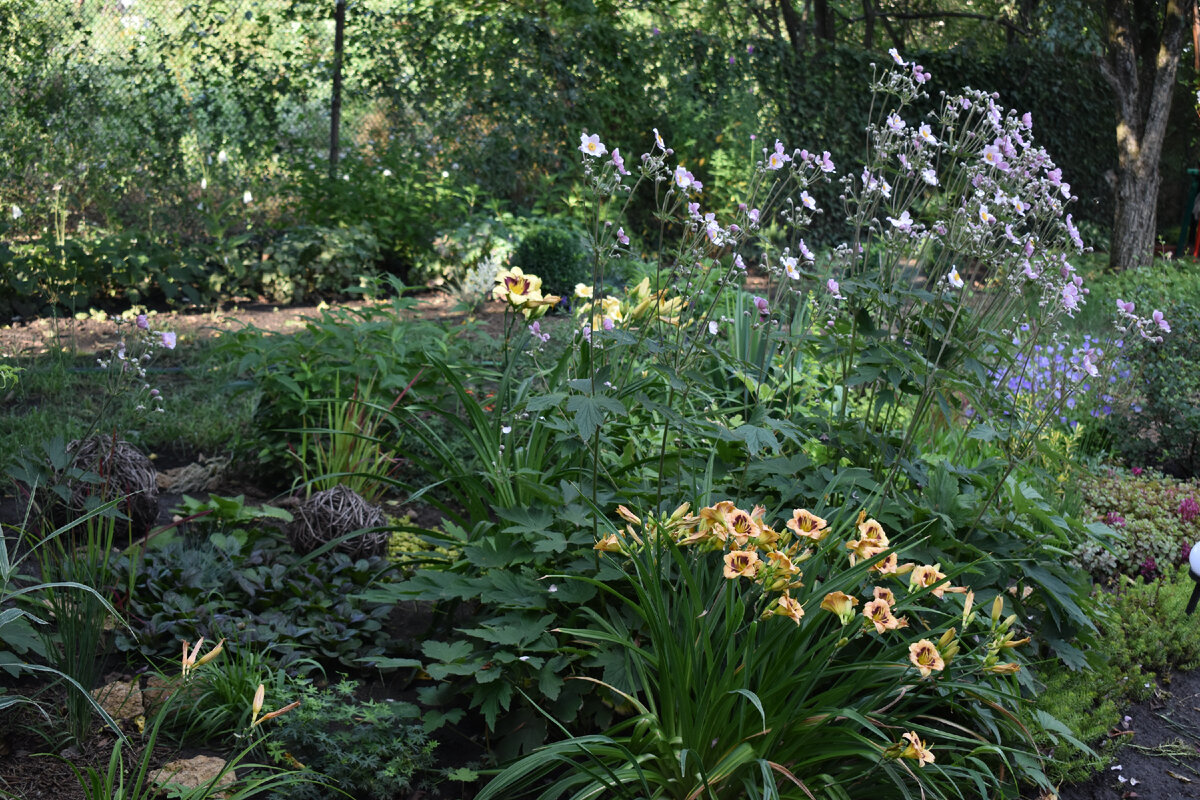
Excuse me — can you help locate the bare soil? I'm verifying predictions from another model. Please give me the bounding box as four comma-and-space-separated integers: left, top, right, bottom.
0, 289, 510, 358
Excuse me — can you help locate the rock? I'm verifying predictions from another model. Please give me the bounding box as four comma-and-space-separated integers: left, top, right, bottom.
150, 755, 237, 799
90, 678, 143, 721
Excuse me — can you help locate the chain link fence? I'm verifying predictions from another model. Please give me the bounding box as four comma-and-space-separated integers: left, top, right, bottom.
1, 0, 392, 239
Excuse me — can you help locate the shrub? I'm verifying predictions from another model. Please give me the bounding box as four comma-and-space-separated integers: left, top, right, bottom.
1101, 301, 1200, 477
510, 219, 591, 296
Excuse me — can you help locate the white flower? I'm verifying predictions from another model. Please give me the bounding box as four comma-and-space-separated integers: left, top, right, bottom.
200, 177, 207, 190
889, 48, 905, 66
948, 268, 964, 289
243, 190, 253, 204
217, 149, 228, 164
10, 205, 21, 220
382, 169, 393, 177
578, 132, 608, 158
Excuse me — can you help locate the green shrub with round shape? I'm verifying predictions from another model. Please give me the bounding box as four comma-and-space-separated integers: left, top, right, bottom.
511, 220, 591, 296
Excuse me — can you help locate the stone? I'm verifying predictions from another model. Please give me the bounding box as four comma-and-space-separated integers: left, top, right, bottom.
90, 678, 143, 721
150, 755, 237, 799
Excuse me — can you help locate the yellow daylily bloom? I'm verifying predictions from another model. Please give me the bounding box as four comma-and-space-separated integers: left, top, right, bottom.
900, 731, 935, 766
786, 509, 829, 542
908, 639, 945, 678
820, 590, 860, 625
723, 548, 762, 580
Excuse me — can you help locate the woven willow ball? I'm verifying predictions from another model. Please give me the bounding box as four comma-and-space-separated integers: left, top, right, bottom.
55, 435, 160, 535
286, 485, 388, 559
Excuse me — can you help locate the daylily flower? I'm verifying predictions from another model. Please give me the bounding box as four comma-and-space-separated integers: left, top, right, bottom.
909, 563, 964, 598
771, 591, 805, 625
181, 637, 225, 680
762, 550, 802, 591
723, 548, 762, 580
908, 639, 945, 677
863, 598, 905, 634
726, 507, 764, 547
786, 509, 829, 541
900, 731, 935, 766
820, 590, 859, 625
846, 516, 889, 566
250, 683, 302, 728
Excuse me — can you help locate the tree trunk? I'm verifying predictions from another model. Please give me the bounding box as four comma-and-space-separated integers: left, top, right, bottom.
777, 0, 806, 54
1100, 0, 1192, 270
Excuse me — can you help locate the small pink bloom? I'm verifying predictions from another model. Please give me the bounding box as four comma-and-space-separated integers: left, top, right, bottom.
610, 148, 630, 176
160, 331, 177, 350
827, 278, 844, 299
752, 296, 769, 318
1152, 310, 1171, 333
136, 314, 149, 330
616, 227, 629, 245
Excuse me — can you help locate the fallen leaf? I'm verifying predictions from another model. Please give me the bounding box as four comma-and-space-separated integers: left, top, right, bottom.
1168, 770, 1192, 783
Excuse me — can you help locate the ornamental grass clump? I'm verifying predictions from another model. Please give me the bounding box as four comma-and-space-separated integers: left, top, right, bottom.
482, 502, 1041, 800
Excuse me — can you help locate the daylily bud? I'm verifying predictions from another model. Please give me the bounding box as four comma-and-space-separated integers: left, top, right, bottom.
991, 595, 1005, 624
938, 627, 957, 649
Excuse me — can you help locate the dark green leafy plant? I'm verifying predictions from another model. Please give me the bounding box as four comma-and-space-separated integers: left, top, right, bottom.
263, 677, 437, 800
511, 220, 591, 296
115, 524, 395, 670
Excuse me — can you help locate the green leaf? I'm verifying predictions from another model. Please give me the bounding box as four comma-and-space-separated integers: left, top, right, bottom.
731, 424, 779, 456
566, 393, 625, 440
422, 639, 473, 663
